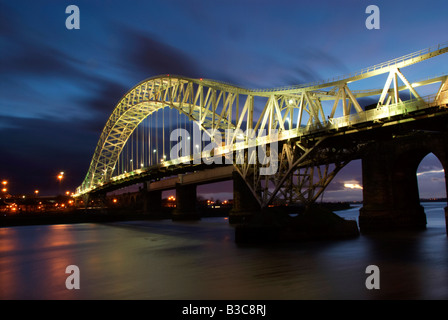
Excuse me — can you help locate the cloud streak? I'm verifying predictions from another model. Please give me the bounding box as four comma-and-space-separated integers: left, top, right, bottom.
115, 26, 202, 80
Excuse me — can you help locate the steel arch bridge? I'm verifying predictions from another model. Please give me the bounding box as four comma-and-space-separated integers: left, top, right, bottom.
76, 42, 448, 209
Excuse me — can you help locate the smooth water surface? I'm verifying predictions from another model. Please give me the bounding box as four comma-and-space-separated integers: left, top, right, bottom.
1, 202, 447, 299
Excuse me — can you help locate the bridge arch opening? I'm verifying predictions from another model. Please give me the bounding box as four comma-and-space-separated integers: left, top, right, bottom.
359, 132, 448, 233
417, 153, 447, 228
390, 144, 447, 230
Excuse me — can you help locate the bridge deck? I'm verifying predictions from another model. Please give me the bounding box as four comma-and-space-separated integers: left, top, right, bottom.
79, 97, 448, 196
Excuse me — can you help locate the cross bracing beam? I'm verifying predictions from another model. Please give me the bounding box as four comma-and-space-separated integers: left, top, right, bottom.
315, 74, 448, 101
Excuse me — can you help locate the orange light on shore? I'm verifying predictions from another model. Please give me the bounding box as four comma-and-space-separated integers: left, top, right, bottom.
1, 181, 7, 194
57, 171, 65, 183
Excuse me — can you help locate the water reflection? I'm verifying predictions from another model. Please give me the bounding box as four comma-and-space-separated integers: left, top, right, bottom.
0, 203, 447, 299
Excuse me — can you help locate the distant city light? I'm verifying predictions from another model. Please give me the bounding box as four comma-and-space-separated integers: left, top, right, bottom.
344, 183, 363, 190
416, 169, 444, 176
57, 171, 64, 182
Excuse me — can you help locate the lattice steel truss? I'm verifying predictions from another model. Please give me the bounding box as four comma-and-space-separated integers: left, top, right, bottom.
77, 43, 448, 208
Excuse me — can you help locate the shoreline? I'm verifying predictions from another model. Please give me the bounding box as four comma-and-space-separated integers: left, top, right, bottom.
0, 207, 233, 228
0, 210, 163, 228
0, 202, 354, 228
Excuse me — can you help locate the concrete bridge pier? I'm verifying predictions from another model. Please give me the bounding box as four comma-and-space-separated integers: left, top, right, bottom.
142, 185, 162, 217
77, 193, 89, 209
359, 150, 426, 232
172, 183, 200, 220
229, 171, 261, 224
359, 132, 448, 233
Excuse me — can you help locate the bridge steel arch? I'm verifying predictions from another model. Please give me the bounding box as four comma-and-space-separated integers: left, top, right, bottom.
77, 43, 448, 214
79, 76, 249, 193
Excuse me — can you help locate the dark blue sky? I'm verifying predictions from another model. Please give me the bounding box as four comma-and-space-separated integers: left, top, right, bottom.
1, 0, 447, 199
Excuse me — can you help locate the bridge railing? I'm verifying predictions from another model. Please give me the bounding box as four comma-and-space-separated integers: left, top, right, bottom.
323, 94, 439, 131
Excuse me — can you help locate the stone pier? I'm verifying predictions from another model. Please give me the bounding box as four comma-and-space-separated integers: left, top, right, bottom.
142, 187, 162, 217
359, 132, 448, 233
172, 183, 200, 220
229, 171, 261, 224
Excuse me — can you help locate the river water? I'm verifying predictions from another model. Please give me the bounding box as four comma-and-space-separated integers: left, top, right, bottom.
0, 202, 447, 300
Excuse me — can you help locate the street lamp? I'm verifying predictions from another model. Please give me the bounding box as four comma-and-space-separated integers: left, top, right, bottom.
1, 180, 8, 196
57, 172, 64, 195
57, 172, 64, 182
